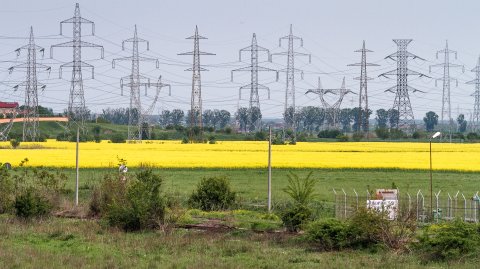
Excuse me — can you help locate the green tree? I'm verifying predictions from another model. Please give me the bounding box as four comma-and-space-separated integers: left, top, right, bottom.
457, 114, 467, 133
388, 109, 399, 129
423, 111, 439, 132
235, 107, 249, 133
376, 109, 389, 129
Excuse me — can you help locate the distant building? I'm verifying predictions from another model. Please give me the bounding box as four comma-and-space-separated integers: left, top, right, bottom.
0, 102, 18, 117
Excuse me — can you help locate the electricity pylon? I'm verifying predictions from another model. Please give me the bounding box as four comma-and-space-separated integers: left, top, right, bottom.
179, 26, 215, 135
231, 33, 278, 130
430, 40, 464, 141
379, 39, 428, 132
113, 25, 171, 141
467, 56, 480, 132
306, 77, 354, 128
8, 27, 51, 142
348, 41, 378, 136
50, 3, 104, 133
271, 24, 311, 135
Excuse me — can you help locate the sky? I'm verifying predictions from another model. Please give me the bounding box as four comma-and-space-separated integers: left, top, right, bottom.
0, 0, 479, 121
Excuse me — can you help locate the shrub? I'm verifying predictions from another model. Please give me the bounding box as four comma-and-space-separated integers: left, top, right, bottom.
466, 132, 479, 141
88, 173, 127, 217
188, 176, 236, 211
352, 132, 363, 142
375, 128, 389, 140
254, 131, 267, 141
335, 134, 349, 142
281, 204, 313, 232
281, 172, 317, 232
347, 208, 387, 249
110, 133, 126, 143
14, 189, 52, 218
10, 139, 20, 149
415, 219, 480, 262
102, 170, 166, 231
0, 164, 14, 213
208, 135, 216, 144
306, 218, 349, 250
318, 129, 341, 139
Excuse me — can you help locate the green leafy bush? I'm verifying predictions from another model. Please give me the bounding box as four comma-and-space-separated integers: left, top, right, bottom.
14, 189, 52, 218
100, 170, 166, 231
317, 129, 341, 139
306, 218, 349, 250
188, 176, 236, 211
306, 208, 416, 252
281, 204, 312, 232
415, 219, 480, 262
10, 139, 20, 149
110, 133, 126, 143
0, 164, 14, 213
335, 134, 349, 142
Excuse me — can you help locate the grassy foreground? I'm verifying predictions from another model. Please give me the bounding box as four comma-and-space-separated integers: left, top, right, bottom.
2, 168, 480, 268
1, 216, 478, 269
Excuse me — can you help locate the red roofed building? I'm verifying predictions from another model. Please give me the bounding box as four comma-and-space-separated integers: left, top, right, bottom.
0, 102, 18, 117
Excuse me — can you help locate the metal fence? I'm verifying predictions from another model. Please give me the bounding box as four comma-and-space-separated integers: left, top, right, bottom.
333, 188, 480, 223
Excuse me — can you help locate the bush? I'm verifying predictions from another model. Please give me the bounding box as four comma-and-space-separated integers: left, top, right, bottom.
208, 135, 216, 144
335, 134, 349, 142
188, 176, 236, 211
306, 208, 416, 251
281, 204, 313, 232
254, 131, 267, 141
375, 128, 389, 140
101, 170, 167, 231
110, 133, 126, 143
10, 139, 20, 149
306, 218, 349, 250
352, 132, 363, 142
347, 208, 387, 249
14, 189, 52, 218
412, 131, 421, 139
415, 219, 480, 262
0, 164, 14, 213
281, 172, 317, 232
88, 173, 127, 218
467, 132, 479, 141
318, 129, 341, 139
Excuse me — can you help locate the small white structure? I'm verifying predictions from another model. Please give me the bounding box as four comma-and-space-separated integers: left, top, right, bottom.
367, 189, 399, 220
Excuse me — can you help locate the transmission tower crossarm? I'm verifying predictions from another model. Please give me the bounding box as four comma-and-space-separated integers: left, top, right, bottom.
50, 41, 104, 58
348, 62, 379, 67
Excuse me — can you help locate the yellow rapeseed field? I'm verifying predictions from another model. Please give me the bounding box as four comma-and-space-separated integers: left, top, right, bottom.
0, 140, 479, 171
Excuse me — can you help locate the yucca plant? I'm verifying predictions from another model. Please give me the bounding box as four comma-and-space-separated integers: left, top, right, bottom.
283, 171, 317, 206
281, 171, 317, 232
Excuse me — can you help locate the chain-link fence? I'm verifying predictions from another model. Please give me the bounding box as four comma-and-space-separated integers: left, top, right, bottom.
333, 188, 480, 223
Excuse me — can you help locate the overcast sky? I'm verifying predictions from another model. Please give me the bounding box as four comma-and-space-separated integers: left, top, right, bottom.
0, 0, 479, 121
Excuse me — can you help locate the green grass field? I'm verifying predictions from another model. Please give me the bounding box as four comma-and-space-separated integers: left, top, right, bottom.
49, 167, 480, 206
2, 167, 480, 268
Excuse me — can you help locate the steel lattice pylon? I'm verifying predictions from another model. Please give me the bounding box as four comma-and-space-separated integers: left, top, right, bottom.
348, 41, 378, 135
50, 3, 104, 133
271, 24, 311, 133
231, 33, 278, 130
379, 39, 428, 132
113, 25, 170, 141
306, 77, 354, 128
179, 26, 215, 133
467, 56, 480, 132
9, 27, 50, 142
430, 41, 464, 141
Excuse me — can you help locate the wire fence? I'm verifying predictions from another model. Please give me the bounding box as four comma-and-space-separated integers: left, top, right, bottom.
333, 188, 480, 223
